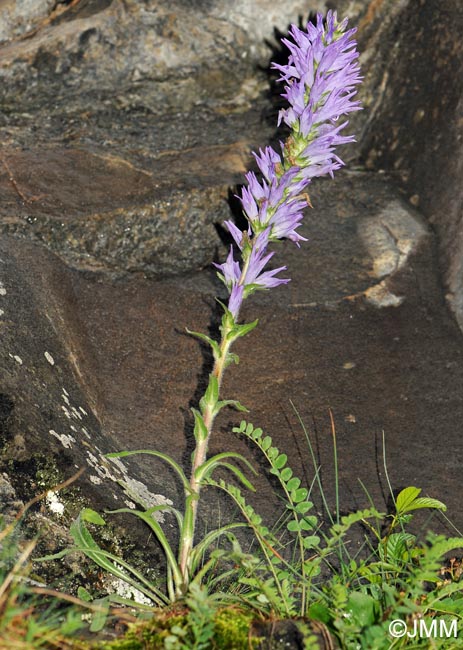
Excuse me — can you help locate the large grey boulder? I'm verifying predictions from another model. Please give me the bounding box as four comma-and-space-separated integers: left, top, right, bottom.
0, 0, 319, 112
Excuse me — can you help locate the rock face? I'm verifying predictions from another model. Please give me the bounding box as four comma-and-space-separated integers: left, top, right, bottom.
0, 235, 174, 511
0, 0, 462, 598
0, 0, 317, 112
355, 0, 463, 328
0, 145, 244, 275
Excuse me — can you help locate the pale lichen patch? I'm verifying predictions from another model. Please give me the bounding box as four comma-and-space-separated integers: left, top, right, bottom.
61, 405, 71, 419
71, 407, 83, 421
106, 572, 154, 606
86, 451, 114, 480
107, 456, 126, 474
119, 476, 173, 523
44, 351, 55, 366
49, 429, 76, 449
89, 475, 103, 485
364, 281, 404, 308
46, 491, 65, 516
84, 451, 172, 523
0, 282, 6, 296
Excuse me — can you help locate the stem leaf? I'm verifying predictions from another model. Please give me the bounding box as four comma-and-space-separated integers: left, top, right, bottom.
228, 319, 259, 341
213, 399, 249, 417
106, 449, 189, 490
185, 328, 220, 360
192, 408, 208, 442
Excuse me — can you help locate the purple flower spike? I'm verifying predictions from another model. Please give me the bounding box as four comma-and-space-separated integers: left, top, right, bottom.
217, 11, 361, 322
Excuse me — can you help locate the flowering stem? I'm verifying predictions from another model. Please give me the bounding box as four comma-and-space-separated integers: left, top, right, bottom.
177, 10, 361, 596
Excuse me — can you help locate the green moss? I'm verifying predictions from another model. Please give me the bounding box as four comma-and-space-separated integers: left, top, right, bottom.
35, 453, 65, 490
212, 608, 260, 649
95, 614, 185, 650
92, 607, 260, 650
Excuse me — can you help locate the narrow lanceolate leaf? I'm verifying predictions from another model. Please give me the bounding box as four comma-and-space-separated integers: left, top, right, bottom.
195, 451, 257, 489
109, 507, 183, 590
228, 319, 259, 341
205, 462, 256, 491
189, 523, 249, 572
213, 399, 249, 417
106, 449, 189, 490
68, 511, 169, 606
217, 300, 235, 330
185, 328, 220, 360
192, 407, 208, 442
204, 375, 219, 406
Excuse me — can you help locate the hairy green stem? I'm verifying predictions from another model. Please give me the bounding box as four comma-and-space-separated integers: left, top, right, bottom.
178, 324, 234, 591
177, 238, 254, 593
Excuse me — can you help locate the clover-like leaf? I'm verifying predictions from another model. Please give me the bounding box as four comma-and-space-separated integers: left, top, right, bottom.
300, 516, 317, 531
261, 436, 272, 451
271, 454, 286, 470
286, 478, 301, 492
292, 487, 309, 503
267, 446, 279, 461
295, 501, 313, 515
303, 535, 321, 549
280, 468, 293, 482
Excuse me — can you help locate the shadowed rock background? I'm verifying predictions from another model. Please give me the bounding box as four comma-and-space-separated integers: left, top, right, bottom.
0, 0, 462, 594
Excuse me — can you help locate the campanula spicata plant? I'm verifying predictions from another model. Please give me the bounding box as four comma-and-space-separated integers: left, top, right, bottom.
178, 10, 362, 587
63, 11, 363, 603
